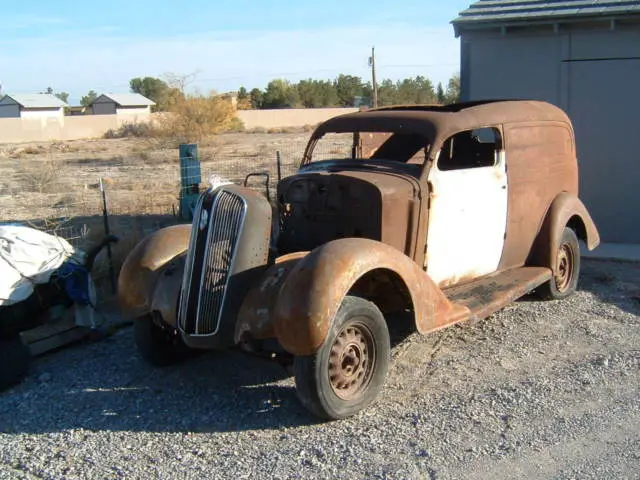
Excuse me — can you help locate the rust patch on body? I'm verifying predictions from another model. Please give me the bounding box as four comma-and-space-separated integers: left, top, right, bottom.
272, 238, 469, 356
118, 224, 191, 319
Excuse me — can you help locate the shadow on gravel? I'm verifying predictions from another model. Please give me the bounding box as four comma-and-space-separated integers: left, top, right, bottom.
0, 337, 327, 435
578, 259, 640, 316
1, 315, 421, 436
515, 259, 639, 316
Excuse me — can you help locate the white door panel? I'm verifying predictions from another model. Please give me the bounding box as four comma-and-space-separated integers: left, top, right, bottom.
426, 152, 508, 287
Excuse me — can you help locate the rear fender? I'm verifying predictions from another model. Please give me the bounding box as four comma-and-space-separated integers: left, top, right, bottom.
118, 224, 191, 319
529, 192, 600, 271
271, 238, 469, 356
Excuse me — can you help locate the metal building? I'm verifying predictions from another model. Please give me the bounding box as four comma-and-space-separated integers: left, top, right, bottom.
453, 1, 640, 243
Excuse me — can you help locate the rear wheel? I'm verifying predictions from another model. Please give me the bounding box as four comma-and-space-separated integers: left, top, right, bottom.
294, 296, 390, 420
0, 335, 31, 391
537, 227, 581, 300
134, 313, 194, 366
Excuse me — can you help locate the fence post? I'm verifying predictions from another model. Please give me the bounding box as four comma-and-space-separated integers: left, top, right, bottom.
179, 143, 201, 222
276, 150, 282, 182
99, 178, 116, 294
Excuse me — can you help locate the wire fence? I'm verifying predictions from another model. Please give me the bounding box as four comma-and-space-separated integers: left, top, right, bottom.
0, 132, 356, 299
0, 138, 310, 296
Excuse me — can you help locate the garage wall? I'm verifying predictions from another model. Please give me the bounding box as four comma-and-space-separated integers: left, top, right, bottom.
462, 31, 565, 105
0, 104, 20, 118
460, 25, 640, 243
92, 102, 117, 115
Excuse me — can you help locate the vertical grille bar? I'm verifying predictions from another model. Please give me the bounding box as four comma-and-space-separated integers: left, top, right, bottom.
178, 192, 205, 332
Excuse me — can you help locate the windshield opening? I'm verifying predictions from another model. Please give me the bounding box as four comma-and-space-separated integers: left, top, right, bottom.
304, 131, 431, 176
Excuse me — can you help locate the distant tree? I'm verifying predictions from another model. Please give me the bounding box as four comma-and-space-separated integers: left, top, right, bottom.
262, 79, 299, 109
233, 86, 250, 110
334, 74, 364, 107
238, 73, 456, 109
249, 88, 263, 109
80, 90, 98, 107
377, 79, 397, 106
315, 80, 339, 107
436, 82, 445, 104
54, 92, 69, 103
296, 79, 320, 108
444, 74, 461, 104
129, 76, 171, 110
39, 87, 68, 103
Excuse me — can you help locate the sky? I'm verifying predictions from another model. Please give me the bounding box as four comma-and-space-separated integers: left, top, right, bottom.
0, 0, 471, 105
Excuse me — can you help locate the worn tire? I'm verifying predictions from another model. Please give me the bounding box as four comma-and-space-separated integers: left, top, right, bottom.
134, 314, 194, 367
537, 227, 581, 300
0, 335, 31, 391
294, 296, 390, 420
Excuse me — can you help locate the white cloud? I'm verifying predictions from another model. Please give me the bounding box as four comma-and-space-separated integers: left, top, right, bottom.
0, 24, 460, 103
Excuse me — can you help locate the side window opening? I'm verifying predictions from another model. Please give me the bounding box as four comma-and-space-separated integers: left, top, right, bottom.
369, 133, 430, 164
438, 127, 501, 171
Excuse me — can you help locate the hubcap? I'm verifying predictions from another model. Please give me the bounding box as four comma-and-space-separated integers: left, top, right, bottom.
328, 322, 375, 400
555, 243, 574, 292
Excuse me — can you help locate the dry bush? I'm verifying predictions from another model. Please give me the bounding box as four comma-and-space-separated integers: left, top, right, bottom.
246, 127, 267, 134
254, 143, 270, 158
18, 158, 64, 193
23, 145, 46, 155
104, 122, 154, 139
154, 94, 238, 145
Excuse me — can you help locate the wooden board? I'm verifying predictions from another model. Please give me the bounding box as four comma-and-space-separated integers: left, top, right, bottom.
19, 308, 86, 357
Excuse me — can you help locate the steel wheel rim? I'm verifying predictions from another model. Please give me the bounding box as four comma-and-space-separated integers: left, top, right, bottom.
328, 321, 376, 401
555, 243, 574, 292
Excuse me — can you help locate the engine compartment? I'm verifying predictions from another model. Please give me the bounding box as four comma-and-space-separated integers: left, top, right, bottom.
277, 173, 382, 253
276, 170, 418, 255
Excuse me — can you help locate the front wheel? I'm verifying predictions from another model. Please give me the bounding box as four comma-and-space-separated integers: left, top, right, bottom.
293, 296, 390, 420
134, 313, 194, 367
537, 227, 581, 300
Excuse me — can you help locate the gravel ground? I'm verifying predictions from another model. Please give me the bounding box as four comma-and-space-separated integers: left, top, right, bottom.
1, 258, 638, 480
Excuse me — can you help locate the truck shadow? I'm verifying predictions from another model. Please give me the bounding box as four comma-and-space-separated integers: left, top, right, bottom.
578, 258, 640, 316
519, 258, 640, 317
0, 314, 423, 436
0, 334, 326, 435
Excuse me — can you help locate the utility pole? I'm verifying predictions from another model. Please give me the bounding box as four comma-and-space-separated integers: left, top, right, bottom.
368, 47, 378, 108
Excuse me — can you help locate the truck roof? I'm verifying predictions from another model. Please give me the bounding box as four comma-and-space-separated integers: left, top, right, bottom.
311, 100, 572, 143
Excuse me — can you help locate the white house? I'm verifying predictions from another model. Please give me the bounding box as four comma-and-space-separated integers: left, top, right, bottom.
90, 93, 155, 121
452, 0, 640, 244
0, 94, 67, 121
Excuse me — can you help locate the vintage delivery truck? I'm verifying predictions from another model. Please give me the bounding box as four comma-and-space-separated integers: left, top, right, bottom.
119, 100, 600, 419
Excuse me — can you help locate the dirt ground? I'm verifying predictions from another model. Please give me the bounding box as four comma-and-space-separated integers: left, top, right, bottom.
0, 132, 313, 224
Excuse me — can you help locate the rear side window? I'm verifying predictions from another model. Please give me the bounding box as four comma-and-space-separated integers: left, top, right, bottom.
437, 127, 501, 171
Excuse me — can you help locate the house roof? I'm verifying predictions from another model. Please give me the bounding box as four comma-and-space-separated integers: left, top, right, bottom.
453, 0, 640, 27
0, 94, 68, 108
93, 93, 155, 107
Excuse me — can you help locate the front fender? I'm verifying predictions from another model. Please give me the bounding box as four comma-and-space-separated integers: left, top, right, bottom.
118, 224, 191, 319
529, 192, 600, 271
272, 238, 469, 356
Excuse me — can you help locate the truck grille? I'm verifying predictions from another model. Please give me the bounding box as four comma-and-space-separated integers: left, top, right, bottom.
178, 189, 247, 336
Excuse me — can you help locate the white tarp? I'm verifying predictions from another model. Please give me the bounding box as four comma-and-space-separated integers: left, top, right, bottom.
0, 225, 83, 306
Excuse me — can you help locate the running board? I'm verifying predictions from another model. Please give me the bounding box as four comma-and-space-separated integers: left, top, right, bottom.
444, 267, 552, 322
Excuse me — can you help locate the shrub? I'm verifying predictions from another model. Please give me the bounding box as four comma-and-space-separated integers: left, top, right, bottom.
104, 122, 154, 139
18, 158, 63, 193
155, 94, 238, 144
